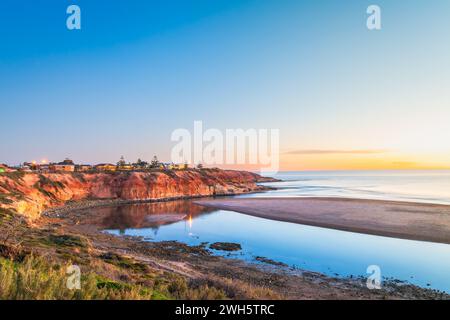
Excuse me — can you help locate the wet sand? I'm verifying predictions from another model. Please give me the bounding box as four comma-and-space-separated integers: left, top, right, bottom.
195, 197, 450, 244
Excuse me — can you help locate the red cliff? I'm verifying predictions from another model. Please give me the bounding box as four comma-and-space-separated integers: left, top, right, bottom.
0, 169, 274, 220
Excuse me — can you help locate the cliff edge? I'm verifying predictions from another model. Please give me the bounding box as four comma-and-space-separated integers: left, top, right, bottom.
0, 169, 275, 220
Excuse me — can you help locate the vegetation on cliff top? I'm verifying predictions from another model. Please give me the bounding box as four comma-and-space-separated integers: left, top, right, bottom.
0, 171, 25, 182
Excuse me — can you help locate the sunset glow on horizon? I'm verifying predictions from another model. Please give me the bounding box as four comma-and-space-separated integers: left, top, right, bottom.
1, 1, 449, 171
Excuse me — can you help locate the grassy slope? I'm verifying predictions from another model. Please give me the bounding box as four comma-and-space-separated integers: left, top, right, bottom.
0, 208, 230, 300
0, 255, 164, 300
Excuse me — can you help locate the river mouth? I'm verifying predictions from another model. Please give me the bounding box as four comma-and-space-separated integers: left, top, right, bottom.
94, 199, 450, 293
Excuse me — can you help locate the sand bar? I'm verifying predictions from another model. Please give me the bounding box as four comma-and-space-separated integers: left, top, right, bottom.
195, 197, 450, 244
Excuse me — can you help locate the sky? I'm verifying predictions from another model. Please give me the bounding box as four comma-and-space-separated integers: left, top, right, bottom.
1, 0, 450, 170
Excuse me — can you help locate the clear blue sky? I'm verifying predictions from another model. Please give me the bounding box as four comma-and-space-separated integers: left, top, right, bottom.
1, 0, 450, 169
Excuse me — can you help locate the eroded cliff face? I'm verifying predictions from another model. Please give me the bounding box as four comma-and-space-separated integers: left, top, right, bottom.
0, 169, 274, 220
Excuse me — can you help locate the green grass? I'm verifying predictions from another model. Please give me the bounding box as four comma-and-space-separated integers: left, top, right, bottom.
0, 208, 243, 300
2, 171, 25, 182
0, 193, 13, 205
72, 172, 87, 183
99, 252, 148, 273
47, 234, 89, 248
0, 255, 165, 300
0, 208, 13, 219
165, 276, 227, 300
0, 253, 231, 300
32, 175, 66, 199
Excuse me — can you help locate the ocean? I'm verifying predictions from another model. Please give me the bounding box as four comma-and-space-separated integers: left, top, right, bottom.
243, 170, 450, 205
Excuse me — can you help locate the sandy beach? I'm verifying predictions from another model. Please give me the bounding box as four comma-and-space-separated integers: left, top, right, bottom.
195, 197, 450, 244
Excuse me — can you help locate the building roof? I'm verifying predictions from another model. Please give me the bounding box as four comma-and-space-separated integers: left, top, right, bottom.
58, 159, 75, 165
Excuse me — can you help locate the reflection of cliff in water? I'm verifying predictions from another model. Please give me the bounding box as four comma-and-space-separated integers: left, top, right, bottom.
94, 200, 217, 232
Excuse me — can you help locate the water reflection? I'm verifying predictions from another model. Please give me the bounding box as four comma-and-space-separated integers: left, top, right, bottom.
93, 200, 215, 235
95, 170, 450, 293
102, 204, 450, 292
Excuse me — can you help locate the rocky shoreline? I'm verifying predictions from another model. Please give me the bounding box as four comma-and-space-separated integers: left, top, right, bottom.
70, 215, 450, 300
48, 197, 448, 300
42, 189, 270, 219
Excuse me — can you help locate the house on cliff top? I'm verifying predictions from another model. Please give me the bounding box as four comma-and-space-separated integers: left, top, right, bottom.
50, 158, 75, 172
94, 163, 117, 172
117, 164, 134, 171
158, 163, 189, 170
76, 164, 93, 172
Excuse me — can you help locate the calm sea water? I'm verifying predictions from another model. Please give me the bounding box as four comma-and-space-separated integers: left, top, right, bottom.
102, 170, 450, 292
242, 170, 450, 205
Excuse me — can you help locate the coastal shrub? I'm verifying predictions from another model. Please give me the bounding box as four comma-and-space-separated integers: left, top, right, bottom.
32, 175, 66, 199
0, 193, 13, 205
0, 184, 26, 203
0, 181, 9, 190
37, 175, 65, 190
99, 252, 149, 273
0, 253, 214, 300
48, 234, 89, 248
3, 171, 25, 182
0, 244, 29, 262
192, 276, 282, 300
0, 255, 164, 300
0, 208, 12, 219
0, 210, 28, 260
167, 277, 189, 298
72, 172, 87, 183
164, 276, 227, 300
